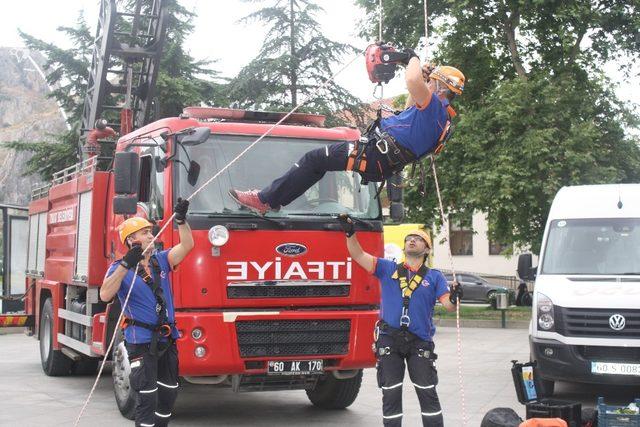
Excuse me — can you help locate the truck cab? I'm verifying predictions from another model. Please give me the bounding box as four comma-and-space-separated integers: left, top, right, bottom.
519, 184, 640, 395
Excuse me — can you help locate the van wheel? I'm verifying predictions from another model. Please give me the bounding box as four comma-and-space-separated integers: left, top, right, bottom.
112, 328, 136, 420
306, 370, 362, 409
539, 378, 555, 396
39, 298, 73, 376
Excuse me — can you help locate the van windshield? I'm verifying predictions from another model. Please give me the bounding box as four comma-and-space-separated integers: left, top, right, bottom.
541, 218, 640, 275
176, 134, 380, 219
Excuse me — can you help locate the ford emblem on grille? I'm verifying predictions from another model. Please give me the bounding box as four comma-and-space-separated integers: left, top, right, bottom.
609, 314, 626, 331
276, 243, 307, 257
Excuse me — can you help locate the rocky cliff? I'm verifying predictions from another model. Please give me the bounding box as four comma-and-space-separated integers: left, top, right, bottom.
0, 47, 68, 206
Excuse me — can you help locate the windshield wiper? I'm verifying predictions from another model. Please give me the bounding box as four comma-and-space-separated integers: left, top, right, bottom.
194, 212, 288, 229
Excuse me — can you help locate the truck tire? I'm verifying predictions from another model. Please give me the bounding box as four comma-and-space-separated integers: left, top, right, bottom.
112, 328, 136, 420
306, 370, 363, 409
39, 298, 73, 376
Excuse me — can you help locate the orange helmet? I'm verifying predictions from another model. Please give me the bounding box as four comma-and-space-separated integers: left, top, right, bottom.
430, 66, 465, 95
118, 217, 153, 244
406, 229, 432, 249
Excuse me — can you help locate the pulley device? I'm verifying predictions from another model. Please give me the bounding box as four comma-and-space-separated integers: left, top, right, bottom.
365, 41, 413, 84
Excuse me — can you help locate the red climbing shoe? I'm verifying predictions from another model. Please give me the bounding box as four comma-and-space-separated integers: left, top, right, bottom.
228, 189, 272, 215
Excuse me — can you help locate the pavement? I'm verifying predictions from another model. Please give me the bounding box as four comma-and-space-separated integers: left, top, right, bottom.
1, 326, 638, 426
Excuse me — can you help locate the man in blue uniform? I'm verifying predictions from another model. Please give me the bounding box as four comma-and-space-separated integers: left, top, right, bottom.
338, 214, 462, 426
100, 198, 194, 427
229, 55, 465, 215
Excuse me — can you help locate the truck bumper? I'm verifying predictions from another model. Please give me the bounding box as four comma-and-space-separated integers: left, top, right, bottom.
530, 336, 640, 385
175, 309, 378, 377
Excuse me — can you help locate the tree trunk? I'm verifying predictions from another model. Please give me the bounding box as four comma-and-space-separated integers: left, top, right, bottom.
289, 0, 297, 107
502, 5, 528, 80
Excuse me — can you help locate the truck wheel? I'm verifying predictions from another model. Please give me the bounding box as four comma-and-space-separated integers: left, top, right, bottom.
539, 378, 554, 396
39, 298, 73, 376
112, 328, 136, 420
306, 370, 363, 409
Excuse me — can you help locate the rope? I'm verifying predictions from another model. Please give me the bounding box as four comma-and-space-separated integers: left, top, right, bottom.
73, 47, 364, 427
430, 155, 467, 426
421, 0, 467, 424
378, 0, 383, 41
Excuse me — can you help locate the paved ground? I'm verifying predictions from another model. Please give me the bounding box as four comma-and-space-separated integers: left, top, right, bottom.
1, 327, 637, 426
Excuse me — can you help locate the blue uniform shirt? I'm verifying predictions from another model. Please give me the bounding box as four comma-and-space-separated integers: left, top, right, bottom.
374, 257, 449, 341
106, 249, 178, 344
379, 93, 449, 158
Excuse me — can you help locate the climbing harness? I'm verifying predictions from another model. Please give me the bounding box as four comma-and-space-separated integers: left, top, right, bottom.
392, 262, 430, 330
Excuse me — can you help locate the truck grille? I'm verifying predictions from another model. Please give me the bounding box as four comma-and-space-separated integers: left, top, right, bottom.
236, 319, 351, 358
227, 284, 350, 299
557, 307, 640, 338
575, 345, 640, 361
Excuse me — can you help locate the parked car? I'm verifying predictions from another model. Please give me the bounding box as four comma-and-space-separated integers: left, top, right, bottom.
443, 273, 515, 303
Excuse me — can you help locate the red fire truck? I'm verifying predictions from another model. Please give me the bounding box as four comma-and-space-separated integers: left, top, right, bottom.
4, 0, 403, 419
24, 106, 390, 418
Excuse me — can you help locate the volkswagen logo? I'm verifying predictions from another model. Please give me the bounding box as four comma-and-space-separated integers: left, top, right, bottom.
609, 314, 626, 331
275, 243, 307, 257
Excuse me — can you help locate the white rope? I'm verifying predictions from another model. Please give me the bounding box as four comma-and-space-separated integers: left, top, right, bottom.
74, 47, 364, 427
421, 0, 467, 424
378, 0, 383, 41
430, 155, 467, 426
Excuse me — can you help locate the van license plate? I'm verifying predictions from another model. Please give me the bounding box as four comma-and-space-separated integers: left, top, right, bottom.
268, 360, 323, 375
591, 362, 640, 376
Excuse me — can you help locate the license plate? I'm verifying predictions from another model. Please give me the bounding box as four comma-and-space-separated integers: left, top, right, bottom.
591, 361, 640, 376
267, 360, 323, 375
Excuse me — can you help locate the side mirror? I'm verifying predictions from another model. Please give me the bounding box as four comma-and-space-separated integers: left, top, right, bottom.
390, 202, 404, 222
517, 253, 536, 281
113, 195, 138, 214
178, 127, 210, 146
386, 173, 403, 203
114, 152, 140, 194
187, 160, 201, 186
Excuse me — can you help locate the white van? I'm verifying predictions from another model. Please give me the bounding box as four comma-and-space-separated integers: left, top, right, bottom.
518, 184, 640, 395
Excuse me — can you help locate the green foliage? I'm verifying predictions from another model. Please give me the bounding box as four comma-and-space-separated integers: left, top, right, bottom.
7, 1, 224, 182
229, 0, 365, 127
357, 0, 640, 253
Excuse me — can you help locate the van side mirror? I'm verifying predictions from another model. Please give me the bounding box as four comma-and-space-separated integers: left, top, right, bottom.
386, 173, 403, 203
390, 202, 404, 222
517, 253, 536, 281
114, 152, 140, 194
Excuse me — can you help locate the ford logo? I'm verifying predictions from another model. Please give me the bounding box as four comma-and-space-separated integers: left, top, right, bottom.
276, 243, 307, 257
609, 314, 626, 331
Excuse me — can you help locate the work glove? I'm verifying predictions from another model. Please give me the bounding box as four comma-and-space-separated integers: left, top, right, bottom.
121, 244, 144, 269
449, 281, 464, 304
337, 213, 355, 237
174, 197, 189, 224
422, 63, 436, 81
399, 48, 419, 66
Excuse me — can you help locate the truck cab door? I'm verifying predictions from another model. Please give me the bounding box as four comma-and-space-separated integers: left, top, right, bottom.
1, 206, 28, 313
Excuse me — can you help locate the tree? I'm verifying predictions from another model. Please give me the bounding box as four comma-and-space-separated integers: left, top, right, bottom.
5, 1, 225, 181
229, 0, 365, 127
357, 0, 640, 253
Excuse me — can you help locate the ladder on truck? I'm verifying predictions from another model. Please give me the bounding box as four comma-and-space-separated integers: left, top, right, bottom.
79, 0, 168, 160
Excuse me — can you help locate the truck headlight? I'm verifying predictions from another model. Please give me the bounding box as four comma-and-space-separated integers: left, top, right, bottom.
537, 292, 555, 331
208, 225, 229, 246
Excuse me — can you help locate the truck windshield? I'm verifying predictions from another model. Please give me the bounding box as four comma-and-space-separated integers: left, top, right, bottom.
541, 218, 640, 275
177, 134, 380, 219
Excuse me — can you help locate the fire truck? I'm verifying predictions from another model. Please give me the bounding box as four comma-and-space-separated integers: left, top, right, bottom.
5, 0, 404, 420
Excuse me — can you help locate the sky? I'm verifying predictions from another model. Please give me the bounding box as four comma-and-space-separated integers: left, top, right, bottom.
0, 0, 637, 109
